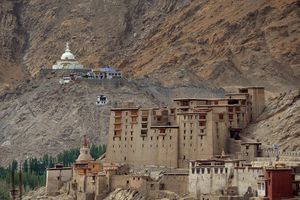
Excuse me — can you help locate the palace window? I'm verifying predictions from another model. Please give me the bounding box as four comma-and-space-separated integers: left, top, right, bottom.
199, 121, 206, 127
199, 114, 206, 119
219, 113, 224, 120
160, 129, 166, 133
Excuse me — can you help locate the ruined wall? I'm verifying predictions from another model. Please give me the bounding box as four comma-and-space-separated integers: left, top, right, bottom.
110, 175, 148, 193
160, 174, 189, 195
46, 168, 73, 195
245, 87, 265, 121
188, 165, 264, 198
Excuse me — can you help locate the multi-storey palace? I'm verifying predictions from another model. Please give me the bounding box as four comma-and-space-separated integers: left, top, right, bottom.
106, 87, 265, 168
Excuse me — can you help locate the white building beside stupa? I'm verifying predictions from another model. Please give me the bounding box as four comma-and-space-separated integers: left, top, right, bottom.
52, 42, 84, 70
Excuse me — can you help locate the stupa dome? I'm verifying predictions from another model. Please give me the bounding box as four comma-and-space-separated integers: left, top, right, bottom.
61, 42, 75, 60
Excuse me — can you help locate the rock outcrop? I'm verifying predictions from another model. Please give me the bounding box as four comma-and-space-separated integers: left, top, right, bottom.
242, 90, 300, 151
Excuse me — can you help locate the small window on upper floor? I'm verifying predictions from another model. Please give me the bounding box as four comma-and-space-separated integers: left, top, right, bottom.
219, 113, 224, 120
241, 100, 246, 105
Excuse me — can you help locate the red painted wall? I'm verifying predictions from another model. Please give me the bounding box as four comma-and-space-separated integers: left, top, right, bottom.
266, 169, 293, 200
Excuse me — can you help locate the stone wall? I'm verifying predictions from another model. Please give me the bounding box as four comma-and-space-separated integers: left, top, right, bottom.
160, 174, 189, 195
189, 164, 264, 198
110, 175, 148, 194
46, 168, 72, 195
261, 149, 300, 158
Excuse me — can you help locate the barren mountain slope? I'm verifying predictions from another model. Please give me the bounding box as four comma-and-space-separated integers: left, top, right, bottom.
0, 76, 224, 166
242, 90, 300, 151
0, 0, 28, 91
0, 78, 155, 165
5, 0, 188, 78
0, 0, 299, 91
118, 0, 300, 89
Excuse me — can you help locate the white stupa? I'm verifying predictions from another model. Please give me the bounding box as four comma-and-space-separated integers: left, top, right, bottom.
52, 42, 84, 70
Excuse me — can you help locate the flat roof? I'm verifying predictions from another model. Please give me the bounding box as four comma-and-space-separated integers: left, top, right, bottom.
177, 111, 211, 115
173, 98, 225, 101
164, 172, 189, 175
194, 104, 243, 107
266, 168, 292, 171
239, 86, 265, 89
190, 159, 245, 163
111, 107, 140, 111
151, 125, 179, 128
47, 167, 72, 171
241, 142, 262, 145
225, 93, 249, 96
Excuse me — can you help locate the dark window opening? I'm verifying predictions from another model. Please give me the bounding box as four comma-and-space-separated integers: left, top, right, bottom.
159, 183, 165, 190
181, 101, 189, 106
160, 128, 166, 133
228, 99, 239, 105
219, 113, 224, 120
199, 121, 206, 126
230, 130, 240, 140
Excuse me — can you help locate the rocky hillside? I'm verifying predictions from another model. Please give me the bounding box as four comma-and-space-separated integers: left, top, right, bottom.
0, 75, 223, 166
0, 0, 28, 91
0, 0, 299, 91
242, 90, 300, 151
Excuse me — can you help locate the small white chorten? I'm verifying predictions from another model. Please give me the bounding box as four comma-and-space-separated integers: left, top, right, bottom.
52, 42, 84, 70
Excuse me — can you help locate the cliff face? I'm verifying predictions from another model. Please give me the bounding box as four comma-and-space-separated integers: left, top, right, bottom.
117, 0, 300, 89
0, 0, 299, 91
0, 0, 28, 91
243, 90, 300, 151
